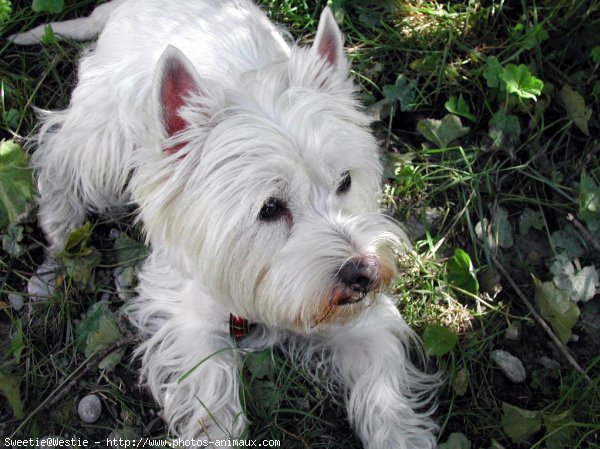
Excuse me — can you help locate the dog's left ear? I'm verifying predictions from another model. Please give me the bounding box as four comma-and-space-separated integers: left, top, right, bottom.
154, 45, 204, 155
312, 7, 345, 67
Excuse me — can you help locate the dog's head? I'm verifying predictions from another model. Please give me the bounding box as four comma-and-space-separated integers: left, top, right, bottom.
132, 8, 407, 332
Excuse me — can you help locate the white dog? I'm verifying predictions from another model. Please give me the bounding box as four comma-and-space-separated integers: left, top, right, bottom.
12, 1, 440, 447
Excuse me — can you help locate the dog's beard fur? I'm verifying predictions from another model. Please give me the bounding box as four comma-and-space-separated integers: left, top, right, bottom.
13, 0, 441, 447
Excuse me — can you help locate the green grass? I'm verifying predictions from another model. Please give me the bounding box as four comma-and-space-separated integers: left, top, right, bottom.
1, 0, 600, 448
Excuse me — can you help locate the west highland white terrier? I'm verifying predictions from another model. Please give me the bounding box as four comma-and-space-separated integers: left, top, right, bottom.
12, 1, 440, 447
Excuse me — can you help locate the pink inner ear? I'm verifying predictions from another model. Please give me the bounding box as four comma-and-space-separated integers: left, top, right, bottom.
318, 35, 338, 66
161, 62, 197, 154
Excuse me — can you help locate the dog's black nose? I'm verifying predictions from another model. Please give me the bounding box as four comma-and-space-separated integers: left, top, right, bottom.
337, 255, 381, 301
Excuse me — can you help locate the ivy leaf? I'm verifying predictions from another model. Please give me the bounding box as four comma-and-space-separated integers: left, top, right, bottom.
578, 172, 600, 233
423, 324, 458, 356
483, 56, 502, 89
499, 64, 543, 100
0, 140, 34, 229
76, 302, 125, 370
417, 114, 470, 148
114, 233, 149, 267
519, 208, 544, 235
383, 74, 416, 113
2, 223, 25, 257
59, 250, 101, 284
439, 432, 471, 449
558, 86, 592, 136
445, 95, 476, 122
533, 277, 580, 344
501, 402, 542, 443
552, 259, 598, 303
31, 0, 64, 13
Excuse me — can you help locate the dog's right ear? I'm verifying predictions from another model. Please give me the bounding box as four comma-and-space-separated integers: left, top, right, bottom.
154, 45, 203, 155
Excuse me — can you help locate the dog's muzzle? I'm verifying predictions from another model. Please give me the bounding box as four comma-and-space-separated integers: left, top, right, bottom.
334, 254, 381, 305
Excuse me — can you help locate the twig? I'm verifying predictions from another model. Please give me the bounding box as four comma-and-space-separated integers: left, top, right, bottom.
45, 337, 134, 409
567, 213, 600, 253
9, 337, 133, 438
491, 255, 592, 384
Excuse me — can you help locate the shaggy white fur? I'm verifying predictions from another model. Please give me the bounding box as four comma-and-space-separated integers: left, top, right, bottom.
12, 1, 441, 447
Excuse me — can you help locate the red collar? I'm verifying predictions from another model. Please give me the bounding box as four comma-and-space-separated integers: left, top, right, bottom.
229, 313, 256, 341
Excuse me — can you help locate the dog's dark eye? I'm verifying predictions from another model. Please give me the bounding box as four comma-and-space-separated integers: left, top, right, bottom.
259, 197, 286, 221
336, 171, 351, 194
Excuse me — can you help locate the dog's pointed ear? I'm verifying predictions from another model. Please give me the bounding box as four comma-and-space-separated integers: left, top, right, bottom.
154, 45, 202, 155
312, 7, 344, 67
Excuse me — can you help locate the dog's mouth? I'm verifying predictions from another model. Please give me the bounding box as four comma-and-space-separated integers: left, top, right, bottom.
310, 255, 396, 328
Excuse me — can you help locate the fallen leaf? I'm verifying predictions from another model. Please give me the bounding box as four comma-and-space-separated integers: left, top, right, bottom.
501, 402, 542, 443
559, 86, 592, 136
417, 114, 470, 148
533, 277, 580, 343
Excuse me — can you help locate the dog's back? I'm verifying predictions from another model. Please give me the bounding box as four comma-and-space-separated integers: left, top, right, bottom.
13, 0, 292, 250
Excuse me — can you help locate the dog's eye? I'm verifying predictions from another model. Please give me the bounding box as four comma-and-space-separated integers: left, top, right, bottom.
259, 197, 286, 221
336, 171, 351, 194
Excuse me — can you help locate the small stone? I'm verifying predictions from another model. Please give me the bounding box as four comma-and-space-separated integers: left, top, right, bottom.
108, 228, 121, 240
28, 258, 60, 301
78, 394, 102, 423
8, 293, 25, 311
504, 322, 521, 342
569, 333, 579, 342
491, 349, 527, 383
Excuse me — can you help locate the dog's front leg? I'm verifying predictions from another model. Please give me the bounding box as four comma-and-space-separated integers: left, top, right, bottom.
322, 296, 439, 449
129, 255, 246, 442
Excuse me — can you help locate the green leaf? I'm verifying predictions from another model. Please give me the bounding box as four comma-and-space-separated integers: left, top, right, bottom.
558, 86, 592, 136
417, 114, 470, 148
544, 411, 575, 449
522, 23, 549, 50
244, 349, 275, 380
59, 249, 101, 284
444, 95, 476, 122
501, 402, 542, 443
578, 172, 600, 233
0, 140, 34, 229
518, 208, 544, 235
439, 432, 471, 449
31, 0, 64, 13
0, 372, 24, 418
550, 225, 585, 259
114, 233, 149, 267
76, 302, 124, 370
0, 0, 11, 25
446, 248, 479, 295
41, 24, 57, 45
423, 324, 458, 356
2, 223, 24, 257
533, 277, 580, 344
591, 46, 600, 63
483, 57, 502, 89
488, 110, 520, 152
383, 74, 416, 113
62, 222, 93, 254
498, 64, 543, 100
